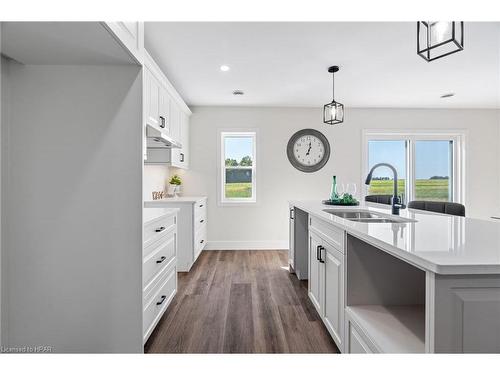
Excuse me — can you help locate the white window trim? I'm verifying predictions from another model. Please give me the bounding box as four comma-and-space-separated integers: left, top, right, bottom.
217, 129, 258, 206
361, 129, 466, 205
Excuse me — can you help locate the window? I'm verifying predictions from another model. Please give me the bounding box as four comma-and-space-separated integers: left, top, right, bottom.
364, 131, 464, 204
219, 131, 257, 204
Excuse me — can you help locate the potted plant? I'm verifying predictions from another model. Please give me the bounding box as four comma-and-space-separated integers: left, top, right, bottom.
168, 175, 182, 197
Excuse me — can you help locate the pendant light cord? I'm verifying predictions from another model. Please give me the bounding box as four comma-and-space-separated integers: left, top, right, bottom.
332, 72, 335, 101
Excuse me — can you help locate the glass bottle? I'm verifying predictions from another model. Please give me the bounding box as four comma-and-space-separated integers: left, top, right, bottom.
330, 175, 339, 201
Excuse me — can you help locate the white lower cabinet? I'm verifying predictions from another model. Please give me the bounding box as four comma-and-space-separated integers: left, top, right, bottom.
308, 231, 323, 313
143, 209, 178, 344
323, 243, 345, 350
144, 197, 207, 272
308, 222, 345, 352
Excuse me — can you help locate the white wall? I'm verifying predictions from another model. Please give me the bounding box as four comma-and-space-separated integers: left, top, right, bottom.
183, 106, 500, 249
1, 60, 143, 352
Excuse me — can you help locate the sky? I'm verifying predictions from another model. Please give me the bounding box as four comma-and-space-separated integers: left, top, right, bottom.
225, 137, 253, 161
368, 140, 451, 179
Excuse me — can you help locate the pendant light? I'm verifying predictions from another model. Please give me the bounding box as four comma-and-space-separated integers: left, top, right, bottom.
417, 22, 464, 62
323, 66, 344, 125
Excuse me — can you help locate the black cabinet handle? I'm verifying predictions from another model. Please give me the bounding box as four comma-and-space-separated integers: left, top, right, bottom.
200, 219, 204, 223
180, 153, 184, 162
200, 239, 204, 244
156, 256, 166, 264
316, 245, 321, 261
156, 295, 167, 306
290, 209, 294, 220
199, 204, 204, 208
319, 246, 325, 263
159, 116, 166, 128
155, 226, 166, 233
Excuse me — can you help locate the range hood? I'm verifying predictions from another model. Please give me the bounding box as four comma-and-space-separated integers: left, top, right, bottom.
146, 124, 182, 149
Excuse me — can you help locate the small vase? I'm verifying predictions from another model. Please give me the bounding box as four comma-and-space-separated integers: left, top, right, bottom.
168, 184, 181, 197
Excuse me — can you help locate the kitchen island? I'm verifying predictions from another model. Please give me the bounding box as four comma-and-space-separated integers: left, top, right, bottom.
289, 201, 500, 353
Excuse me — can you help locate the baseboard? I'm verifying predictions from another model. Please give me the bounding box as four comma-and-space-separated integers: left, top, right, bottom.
205, 240, 288, 250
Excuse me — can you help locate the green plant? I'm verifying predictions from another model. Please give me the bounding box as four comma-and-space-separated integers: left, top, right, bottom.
169, 175, 182, 186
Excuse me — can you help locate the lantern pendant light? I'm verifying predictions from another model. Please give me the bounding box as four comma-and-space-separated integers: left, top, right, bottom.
417, 22, 464, 62
323, 66, 344, 125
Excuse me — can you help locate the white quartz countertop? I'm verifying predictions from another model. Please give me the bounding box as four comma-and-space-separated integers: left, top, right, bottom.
290, 200, 500, 275
145, 196, 207, 205
143, 207, 180, 224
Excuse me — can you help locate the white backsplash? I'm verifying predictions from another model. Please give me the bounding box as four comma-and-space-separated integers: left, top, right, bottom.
143, 164, 169, 201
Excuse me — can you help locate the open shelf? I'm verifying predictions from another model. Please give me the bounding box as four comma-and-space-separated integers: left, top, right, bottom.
347, 305, 425, 353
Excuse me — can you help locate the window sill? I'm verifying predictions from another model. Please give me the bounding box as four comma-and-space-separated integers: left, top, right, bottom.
218, 199, 257, 207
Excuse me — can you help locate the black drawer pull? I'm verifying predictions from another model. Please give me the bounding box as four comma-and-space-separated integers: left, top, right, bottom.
159, 116, 166, 128
316, 245, 321, 261
200, 219, 204, 223
199, 204, 204, 208
200, 239, 204, 244
155, 226, 166, 233
156, 256, 166, 264
156, 295, 167, 306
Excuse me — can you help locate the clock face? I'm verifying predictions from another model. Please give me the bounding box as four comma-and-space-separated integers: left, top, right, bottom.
286, 129, 330, 173
293, 135, 324, 167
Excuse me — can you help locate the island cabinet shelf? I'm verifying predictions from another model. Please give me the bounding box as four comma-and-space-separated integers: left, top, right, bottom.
346, 305, 425, 353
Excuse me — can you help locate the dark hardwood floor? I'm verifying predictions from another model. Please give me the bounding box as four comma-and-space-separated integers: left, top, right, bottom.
144, 250, 339, 354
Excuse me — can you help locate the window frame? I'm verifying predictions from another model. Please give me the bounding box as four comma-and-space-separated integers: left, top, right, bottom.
218, 130, 257, 206
362, 129, 466, 205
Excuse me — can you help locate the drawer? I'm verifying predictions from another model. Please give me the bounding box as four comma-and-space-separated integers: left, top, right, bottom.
310, 216, 344, 252
143, 234, 176, 289
194, 209, 206, 232
143, 263, 176, 342
194, 198, 207, 220
194, 223, 207, 259
144, 213, 176, 248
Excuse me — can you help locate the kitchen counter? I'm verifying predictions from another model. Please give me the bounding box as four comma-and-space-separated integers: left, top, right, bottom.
290, 200, 500, 275
145, 196, 207, 205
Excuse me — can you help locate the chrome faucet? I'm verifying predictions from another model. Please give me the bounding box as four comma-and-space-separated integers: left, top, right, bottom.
365, 163, 406, 215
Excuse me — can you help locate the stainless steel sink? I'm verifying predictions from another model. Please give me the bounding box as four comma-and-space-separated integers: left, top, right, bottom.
322, 209, 416, 224
322, 209, 382, 219
348, 218, 401, 223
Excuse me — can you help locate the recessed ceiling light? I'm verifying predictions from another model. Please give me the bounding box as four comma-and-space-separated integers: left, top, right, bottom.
440, 93, 455, 98
232, 90, 244, 96
220, 65, 230, 72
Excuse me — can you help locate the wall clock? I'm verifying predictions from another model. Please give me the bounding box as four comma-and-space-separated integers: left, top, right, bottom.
286, 129, 331, 173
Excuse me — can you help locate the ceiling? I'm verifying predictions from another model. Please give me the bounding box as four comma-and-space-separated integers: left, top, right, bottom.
145, 22, 500, 109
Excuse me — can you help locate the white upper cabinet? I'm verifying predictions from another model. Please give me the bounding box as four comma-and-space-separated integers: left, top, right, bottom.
169, 110, 190, 169
104, 22, 144, 64
143, 49, 191, 168
145, 67, 160, 129
159, 87, 170, 135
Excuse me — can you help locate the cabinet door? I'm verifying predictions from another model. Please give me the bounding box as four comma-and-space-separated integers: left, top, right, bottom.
159, 87, 170, 135
169, 102, 180, 142
145, 68, 160, 128
323, 243, 344, 351
308, 232, 322, 314
180, 112, 189, 168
